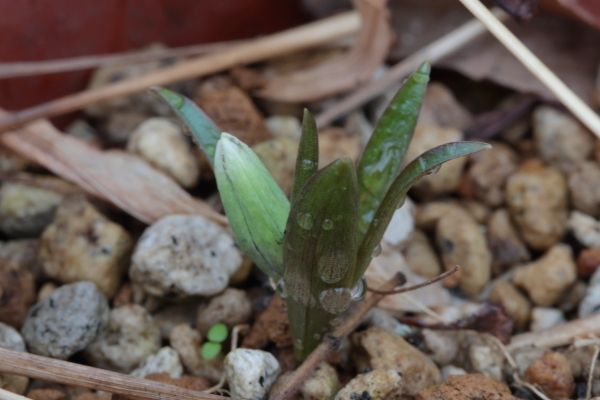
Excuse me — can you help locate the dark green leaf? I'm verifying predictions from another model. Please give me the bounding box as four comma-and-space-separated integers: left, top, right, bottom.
356, 62, 430, 233
352, 141, 491, 282
291, 109, 319, 204
283, 158, 359, 359
152, 87, 220, 166
215, 133, 290, 280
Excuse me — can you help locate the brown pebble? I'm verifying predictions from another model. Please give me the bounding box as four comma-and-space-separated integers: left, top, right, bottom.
243, 295, 291, 349
462, 141, 518, 207
505, 159, 568, 250
0, 240, 38, 328
524, 352, 575, 399
27, 388, 67, 400
416, 373, 515, 399
489, 281, 531, 330
435, 208, 492, 296
487, 209, 530, 273
513, 244, 576, 306
195, 80, 271, 145
577, 248, 600, 278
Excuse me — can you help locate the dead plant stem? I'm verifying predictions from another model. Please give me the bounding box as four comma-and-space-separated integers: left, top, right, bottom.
0, 348, 227, 400
0, 41, 243, 79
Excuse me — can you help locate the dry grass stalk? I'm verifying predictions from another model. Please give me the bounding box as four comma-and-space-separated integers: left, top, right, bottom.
0, 41, 242, 79
0, 348, 226, 400
316, 8, 508, 127
0, 11, 360, 133
458, 0, 600, 137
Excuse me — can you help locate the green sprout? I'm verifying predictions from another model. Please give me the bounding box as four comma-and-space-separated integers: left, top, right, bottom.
200, 323, 229, 360
155, 62, 490, 359
201, 342, 222, 360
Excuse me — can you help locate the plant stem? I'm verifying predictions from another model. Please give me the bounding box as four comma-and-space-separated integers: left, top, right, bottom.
270, 273, 404, 400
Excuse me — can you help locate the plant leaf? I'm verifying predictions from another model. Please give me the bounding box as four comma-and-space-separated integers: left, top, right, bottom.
291, 109, 319, 204
284, 158, 359, 359
153, 87, 221, 166
353, 141, 491, 282
356, 62, 430, 234
214, 133, 290, 280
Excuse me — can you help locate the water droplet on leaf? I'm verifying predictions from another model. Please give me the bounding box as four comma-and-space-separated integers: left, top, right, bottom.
317, 253, 345, 284
297, 212, 314, 230
319, 288, 352, 314
301, 159, 315, 170
350, 278, 366, 301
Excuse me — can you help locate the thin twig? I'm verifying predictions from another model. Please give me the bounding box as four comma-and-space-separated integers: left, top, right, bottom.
269, 266, 457, 400
367, 265, 459, 295
0, 41, 242, 79
0, 348, 226, 400
0, 11, 360, 134
586, 345, 600, 400
458, 0, 600, 137
489, 335, 551, 400
315, 8, 508, 127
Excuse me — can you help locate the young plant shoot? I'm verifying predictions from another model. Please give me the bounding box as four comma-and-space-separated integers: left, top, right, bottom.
155, 62, 490, 359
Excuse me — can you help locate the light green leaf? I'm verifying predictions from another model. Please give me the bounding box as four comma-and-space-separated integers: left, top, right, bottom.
215, 133, 290, 280
352, 141, 491, 282
201, 342, 222, 360
153, 87, 220, 165
356, 62, 430, 233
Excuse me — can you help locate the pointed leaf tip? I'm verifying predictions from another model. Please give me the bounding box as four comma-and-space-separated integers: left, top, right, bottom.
154, 88, 220, 165
417, 61, 431, 75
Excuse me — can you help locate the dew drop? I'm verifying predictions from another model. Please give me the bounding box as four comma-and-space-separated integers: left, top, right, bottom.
322, 219, 334, 231
372, 243, 382, 258
297, 212, 314, 230
301, 159, 315, 170
319, 288, 352, 314
425, 164, 441, 176
350, 278, 366, 301
275, 280, 288, 299
317, 253, 345, 284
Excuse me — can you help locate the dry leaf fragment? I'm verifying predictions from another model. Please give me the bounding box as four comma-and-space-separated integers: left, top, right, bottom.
0, 116, 225, 226
258, 0, 393, 102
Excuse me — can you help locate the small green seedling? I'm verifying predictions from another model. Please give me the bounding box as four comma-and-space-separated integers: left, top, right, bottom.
155, 62, 490, 359
200, 323, 229, 360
